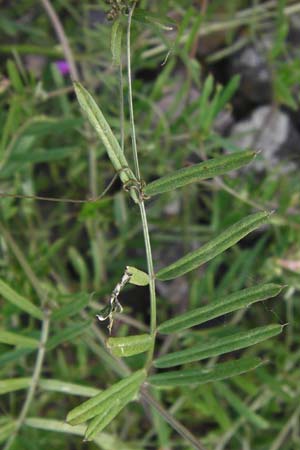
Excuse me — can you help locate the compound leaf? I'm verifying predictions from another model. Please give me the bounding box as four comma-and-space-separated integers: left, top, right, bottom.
0, 279, 43, 320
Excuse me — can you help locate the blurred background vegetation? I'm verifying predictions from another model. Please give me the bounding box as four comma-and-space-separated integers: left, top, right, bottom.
0, 0, 300, 449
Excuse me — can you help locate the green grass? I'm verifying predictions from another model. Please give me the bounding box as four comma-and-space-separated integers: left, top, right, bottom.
0, 1, 300, 449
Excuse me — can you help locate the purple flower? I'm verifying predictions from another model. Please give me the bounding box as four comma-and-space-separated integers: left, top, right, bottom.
55, 60, 70, 76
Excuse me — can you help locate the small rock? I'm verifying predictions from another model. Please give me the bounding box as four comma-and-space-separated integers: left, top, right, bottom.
288, 13, 300, 45
230, 106, 299, 171
228, 36, 272, 104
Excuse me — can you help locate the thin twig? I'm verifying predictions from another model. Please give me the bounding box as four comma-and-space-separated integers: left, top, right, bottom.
0, 175, 117, 204
269, 403, 300, 450
40, 0, 79, 80
0, 223, 46, 302
44, 85, 74, 99
3, 312, 50, 450
141, 387, 207, 450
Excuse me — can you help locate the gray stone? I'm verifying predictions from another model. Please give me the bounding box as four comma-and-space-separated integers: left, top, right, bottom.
230, 106, 300, 171
228, 37, 272, 103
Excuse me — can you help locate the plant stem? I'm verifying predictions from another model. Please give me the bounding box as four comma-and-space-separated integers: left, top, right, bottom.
126, 3, 157, 364
127, 1, 140, 180
0, 223, 47, 303
4, 312, 50, 450
141, 387, 207, 450
139, 201, 157, 338
119, 62, 125, 152
40, 0, 79, 80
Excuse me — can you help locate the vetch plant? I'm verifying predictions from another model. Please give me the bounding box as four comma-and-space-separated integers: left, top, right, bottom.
64, 3, 285, 448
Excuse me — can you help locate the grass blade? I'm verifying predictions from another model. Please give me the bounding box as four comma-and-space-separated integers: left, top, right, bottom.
73, 82, 138, 203
212, 74, 240, 116
67, 369, 146, 425
215, 381, 269, 429
154, 324, 283, 368
0, 421, 16, 444
0, 377, 30, 394
0, 377, 100, 397
0, 348, 34, 367
158, 283, 283, 334
144, 151, 255, 196
46, 320, 91, 350
156, 212, 271, 280
0, 330, 39, 348
39, 379, 100, 397
0, 279, 43, 320
107, 334, 152, 357
52, 293, 90, 321
133, 9, 176, 31
24, 418, 138, 450
149, 357, 263, 387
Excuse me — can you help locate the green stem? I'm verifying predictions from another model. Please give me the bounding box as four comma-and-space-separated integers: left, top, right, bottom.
127, 1, 140, 180
139, 201, 157, 337
126, 3, 157, 364
119, 62, 125, 152
4, 312, 50, 450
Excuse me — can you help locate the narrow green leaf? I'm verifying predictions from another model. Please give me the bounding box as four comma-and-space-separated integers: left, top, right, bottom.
111, 19, 123, 66
0, 95, 20, 154
0, 420, 15, 444
213, 75, 240, 115
149, 357, 263, 387
39, 379, 100, 397
46, 320, 91, 350
158, 283, 283, 334
67, 369, 146, 425
156, 212, 271, 280
215, 381, 269, 429
73, 82, 138, 203
0, 377, 100, 397
154, 324, 283, 368
0, 348, 33, 367
25, 117, 82, 136
0, 279, 43, 320
52, 293, 90, 321
24, 418, 138, 450
133, 8, 176, 31
198, 75, 214, 126
127, 266, 149, 286
0, 330, 39, 348
0, 377, 30, 394
107, 334, 152, 357
84, 383, 139, 440
144, 151, 256, 196
24, 417, 88, 437
7, 60, 23, 93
